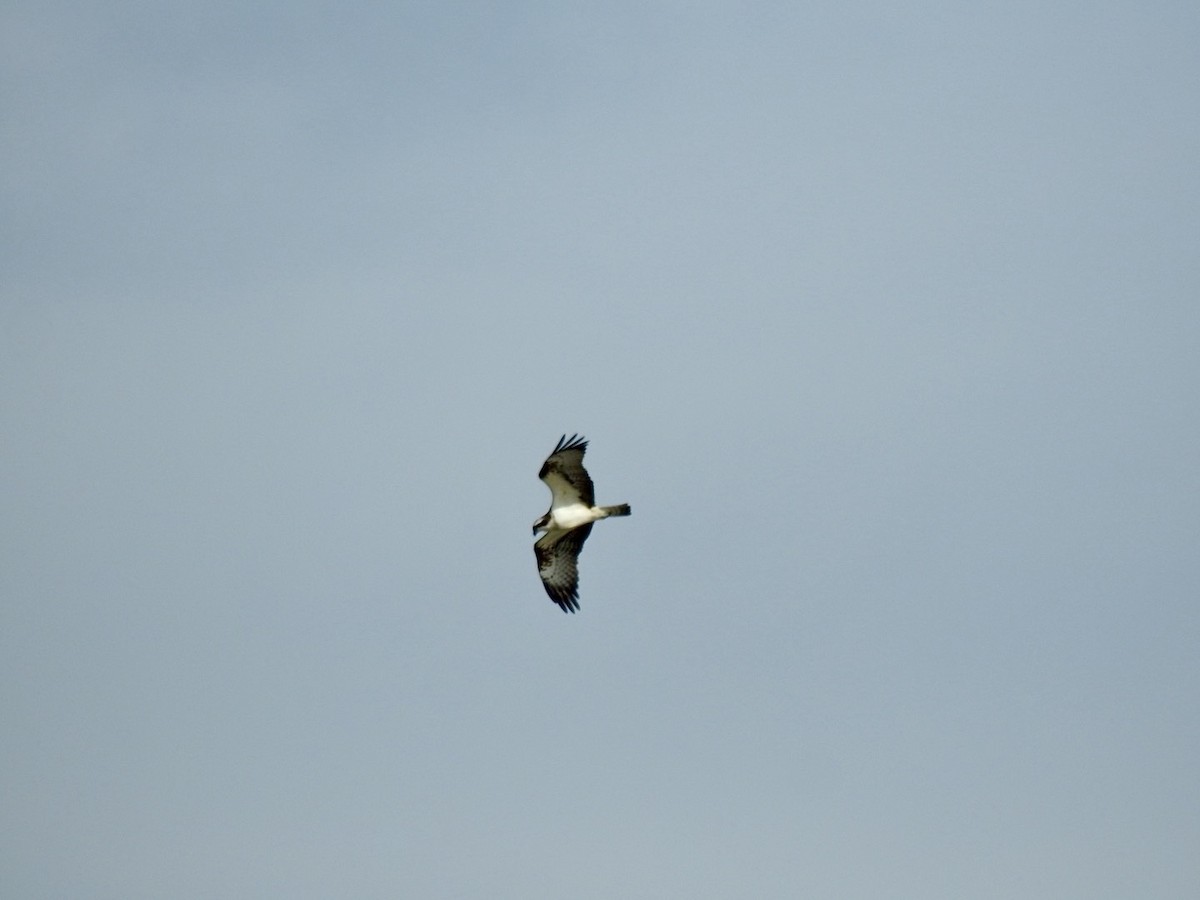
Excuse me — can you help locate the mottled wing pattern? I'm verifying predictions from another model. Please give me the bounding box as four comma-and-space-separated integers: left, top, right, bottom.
534, 523, 593, 613
538, 433, 595, 508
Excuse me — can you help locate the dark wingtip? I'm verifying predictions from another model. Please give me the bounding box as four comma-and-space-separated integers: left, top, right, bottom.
553, 594, 579, 613
552, 433, 587, 455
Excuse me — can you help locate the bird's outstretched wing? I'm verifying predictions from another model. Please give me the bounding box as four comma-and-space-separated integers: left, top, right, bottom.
538, 434, 595, 508
534, 523, 593, 613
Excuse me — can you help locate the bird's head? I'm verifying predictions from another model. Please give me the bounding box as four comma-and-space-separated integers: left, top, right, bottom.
532, 513, 550, 536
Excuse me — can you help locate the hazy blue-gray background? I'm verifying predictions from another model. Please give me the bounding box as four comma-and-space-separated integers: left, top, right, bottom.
3, 2, 1198, 897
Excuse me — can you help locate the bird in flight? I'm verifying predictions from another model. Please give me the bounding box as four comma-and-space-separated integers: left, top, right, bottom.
532, 434, 631, 613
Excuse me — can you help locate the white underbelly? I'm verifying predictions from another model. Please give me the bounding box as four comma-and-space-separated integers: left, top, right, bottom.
551, 503, 596, 530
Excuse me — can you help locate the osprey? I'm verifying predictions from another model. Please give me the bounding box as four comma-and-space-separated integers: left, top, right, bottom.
532, 434, 631, 613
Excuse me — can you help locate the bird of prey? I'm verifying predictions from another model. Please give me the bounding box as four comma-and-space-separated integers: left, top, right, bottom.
532, 434, 630, 613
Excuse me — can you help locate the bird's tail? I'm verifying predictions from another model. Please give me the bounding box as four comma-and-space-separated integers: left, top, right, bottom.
600, 503, 631, 518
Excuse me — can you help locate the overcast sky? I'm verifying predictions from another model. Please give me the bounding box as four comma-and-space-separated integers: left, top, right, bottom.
3, 2, 1198, 898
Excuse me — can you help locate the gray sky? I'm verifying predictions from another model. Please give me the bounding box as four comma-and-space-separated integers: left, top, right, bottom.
3, 2, 1198, 897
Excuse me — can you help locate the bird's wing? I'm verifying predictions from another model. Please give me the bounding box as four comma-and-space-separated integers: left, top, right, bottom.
538, 433, 595, 508
534, 523, 593, 613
